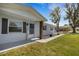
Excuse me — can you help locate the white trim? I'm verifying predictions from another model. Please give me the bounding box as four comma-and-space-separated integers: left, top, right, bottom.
8, 19, 23, 33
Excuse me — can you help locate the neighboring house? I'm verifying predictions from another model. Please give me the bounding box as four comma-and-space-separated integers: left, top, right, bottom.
43, 22, 57, 37
75, 27, 79, 33
0, 3, 46, 44
75, 24, 79, 32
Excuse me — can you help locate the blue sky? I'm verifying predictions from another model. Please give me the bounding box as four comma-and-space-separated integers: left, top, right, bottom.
22, 3, 69, 26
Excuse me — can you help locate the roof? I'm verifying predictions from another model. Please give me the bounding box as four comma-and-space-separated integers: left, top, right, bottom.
44, 21, 56, 26
0, 3, 47, 21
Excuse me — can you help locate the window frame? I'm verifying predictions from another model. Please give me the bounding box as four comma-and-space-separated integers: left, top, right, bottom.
29, 24, 35, 34
43, 25, 47, 30
8, 21, 23, 33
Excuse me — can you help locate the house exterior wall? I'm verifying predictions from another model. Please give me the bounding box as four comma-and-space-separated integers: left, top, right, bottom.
0, 18, 2, 34
26, 21, 40, 39
0, 4, 46, 44
0, 33, 26, 44
0, 14, 40, 44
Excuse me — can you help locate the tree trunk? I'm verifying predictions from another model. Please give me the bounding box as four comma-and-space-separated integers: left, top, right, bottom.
72, 26, 76, 33
56, 22, 59, 35
72, 11, 76, 33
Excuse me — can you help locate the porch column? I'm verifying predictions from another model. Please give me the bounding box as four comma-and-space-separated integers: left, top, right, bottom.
39, 21, 43, 39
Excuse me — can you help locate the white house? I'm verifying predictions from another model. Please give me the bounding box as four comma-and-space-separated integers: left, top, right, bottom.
43, 22, 57, 37
0, 3, 46, 44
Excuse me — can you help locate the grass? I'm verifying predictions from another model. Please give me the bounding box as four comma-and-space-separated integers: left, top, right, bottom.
0, 33, 79, 56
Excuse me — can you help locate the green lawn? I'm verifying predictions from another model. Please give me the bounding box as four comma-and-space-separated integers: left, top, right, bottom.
0, 34, 79, 56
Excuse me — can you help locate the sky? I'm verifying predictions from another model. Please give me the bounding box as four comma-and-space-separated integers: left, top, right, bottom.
21, 3, 69, 26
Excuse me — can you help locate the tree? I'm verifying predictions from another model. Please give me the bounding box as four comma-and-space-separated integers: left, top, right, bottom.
50, 7, 61, 34
64, 3, 79, 33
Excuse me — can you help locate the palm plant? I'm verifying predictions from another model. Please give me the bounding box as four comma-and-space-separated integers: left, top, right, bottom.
50, 7, 61, 34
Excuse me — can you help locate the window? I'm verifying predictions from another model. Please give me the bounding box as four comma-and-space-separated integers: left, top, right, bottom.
50, 27, 53, 30
43, 26, 46, 30
29, 24, 34, 34
77, 29, 79, 31
9, 21, 22, 32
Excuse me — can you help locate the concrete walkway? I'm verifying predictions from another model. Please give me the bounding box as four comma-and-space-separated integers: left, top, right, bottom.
37, 34, 64, 43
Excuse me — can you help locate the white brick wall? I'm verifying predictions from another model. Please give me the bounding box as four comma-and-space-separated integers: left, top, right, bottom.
0, 19, 2, 34
0, 33, 26, 44
0, 15, 40, 44
0, 4, 43, 44
27, 21, 40, 39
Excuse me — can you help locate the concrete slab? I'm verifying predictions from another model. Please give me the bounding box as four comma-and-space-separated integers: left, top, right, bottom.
0, 39, 36, 51
37, 34, 64, 43
0, 40, 37, 53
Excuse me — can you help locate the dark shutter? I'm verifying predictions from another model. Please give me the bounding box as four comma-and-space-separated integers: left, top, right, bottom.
2, 18, 8, 34
23, 22, 26, 33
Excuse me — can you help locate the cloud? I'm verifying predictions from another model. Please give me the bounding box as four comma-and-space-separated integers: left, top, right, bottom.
48, 3, 65, 10
48, 3, 66, 16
